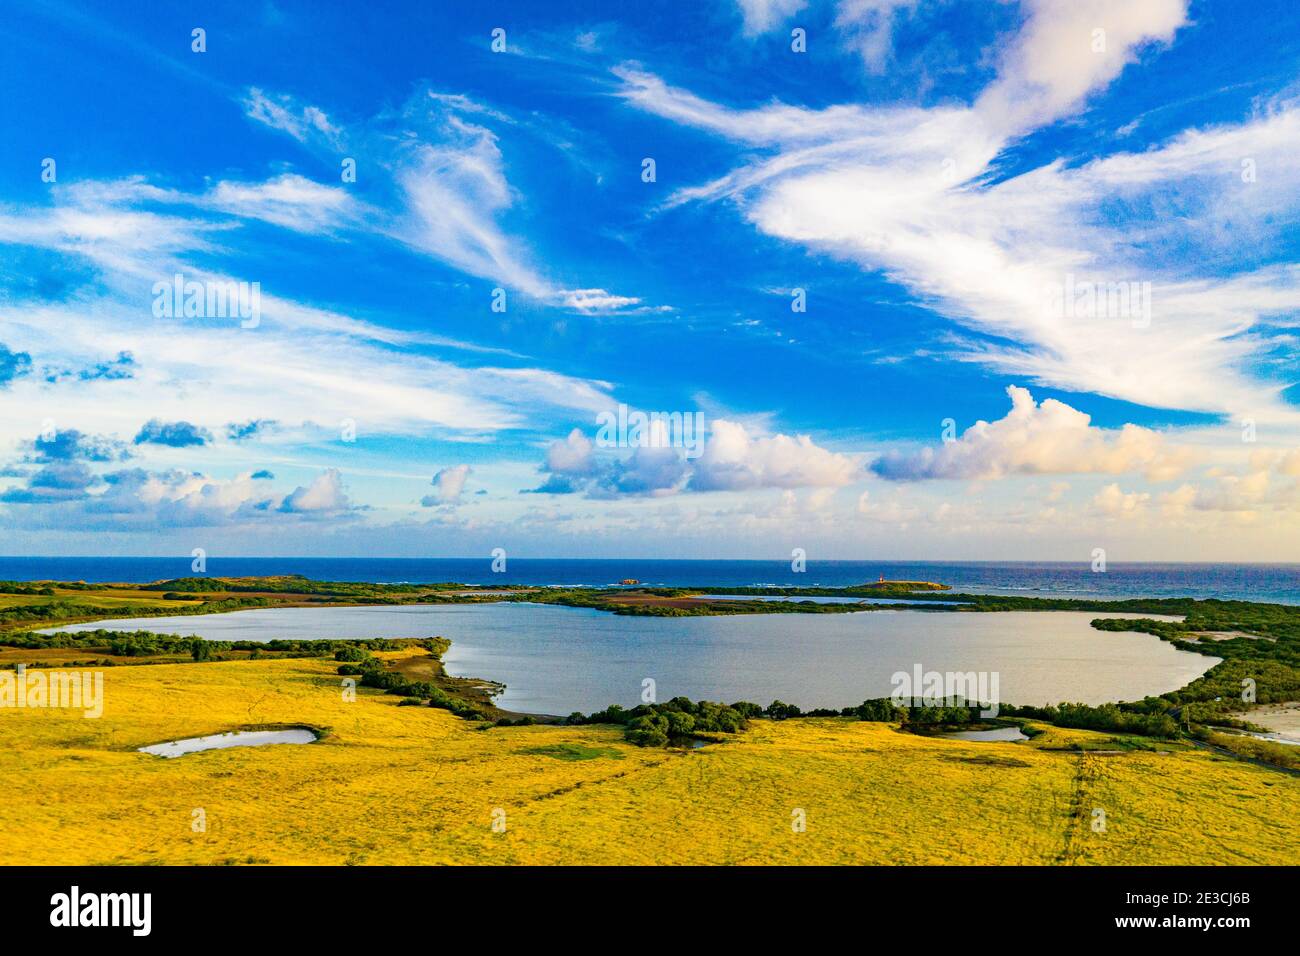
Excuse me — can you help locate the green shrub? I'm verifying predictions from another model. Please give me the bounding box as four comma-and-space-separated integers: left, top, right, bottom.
855, 698, 905, 722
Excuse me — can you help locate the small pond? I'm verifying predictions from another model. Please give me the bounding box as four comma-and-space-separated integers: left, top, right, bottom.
936, 726, 1030, 742
138, 728, 319, 758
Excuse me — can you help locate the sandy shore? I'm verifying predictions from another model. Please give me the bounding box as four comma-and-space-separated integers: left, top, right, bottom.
1227, 702, 1300, 744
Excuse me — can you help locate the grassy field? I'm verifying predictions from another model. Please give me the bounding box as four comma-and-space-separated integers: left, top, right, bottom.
0, 589, 204, 611
1, 651, 1294, 865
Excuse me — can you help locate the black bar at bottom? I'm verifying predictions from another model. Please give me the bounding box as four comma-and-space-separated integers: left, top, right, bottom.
0, 865, 1284, 942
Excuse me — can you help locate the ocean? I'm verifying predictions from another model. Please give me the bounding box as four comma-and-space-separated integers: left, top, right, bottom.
0, 557, 1297, 603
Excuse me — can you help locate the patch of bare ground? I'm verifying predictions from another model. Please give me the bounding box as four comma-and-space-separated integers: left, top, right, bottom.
1224, 701, 1300, 743
1184, 630, 1275, 643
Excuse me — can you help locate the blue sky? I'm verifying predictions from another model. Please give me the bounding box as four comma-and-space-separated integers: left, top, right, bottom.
1, 0, 1299, 560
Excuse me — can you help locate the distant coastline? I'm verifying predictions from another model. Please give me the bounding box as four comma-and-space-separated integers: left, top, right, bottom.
0, 557, 1297, 604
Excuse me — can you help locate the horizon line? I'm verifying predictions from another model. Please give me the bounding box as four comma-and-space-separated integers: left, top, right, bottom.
2, 556, 1298, 567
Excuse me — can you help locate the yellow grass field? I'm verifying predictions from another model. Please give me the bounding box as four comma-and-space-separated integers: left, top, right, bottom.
0, 588, 205, 614
1, 653, 1295, 865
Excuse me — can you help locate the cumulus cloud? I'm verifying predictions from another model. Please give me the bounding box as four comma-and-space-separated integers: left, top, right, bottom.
279, 469, 353, 514
133, 419, 213, 448
545, 429, 596, 475
871, 386, 1193, 482
602, 443, 694, 497
1254, 448, 1300, 478
531, 419, 858, 498
226, 419, 278, 441
1092, 482, 1151, 517
422, 464, 473, 506
0, 460, 354, 526
527, 431, 594, 495
29, 429, 130, 463
107, 469, 273, 522
690, 419, 861, 490
0, 463, 97, 503
65, 351, 135, 383
1159, 466, 1300, 517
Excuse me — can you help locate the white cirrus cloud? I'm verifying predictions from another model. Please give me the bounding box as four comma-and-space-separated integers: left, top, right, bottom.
976, 0, 1188, 136
736, 0, 807, 37
616, 0, 1300, 424
242, 88, 344, 147
834, 0, 921, 72
0, 167, 627, 468
207, 173, 359, 234
237, 87, 663, 313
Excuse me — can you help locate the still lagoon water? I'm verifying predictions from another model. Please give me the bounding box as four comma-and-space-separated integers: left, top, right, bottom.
49, 603, 1210, 715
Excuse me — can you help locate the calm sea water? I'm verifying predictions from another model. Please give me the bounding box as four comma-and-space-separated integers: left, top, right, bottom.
48, 604, 1210, 714
1, 557, 1298, 603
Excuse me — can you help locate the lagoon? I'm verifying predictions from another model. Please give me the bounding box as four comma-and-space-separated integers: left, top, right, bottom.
49, 603, 1211, 715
